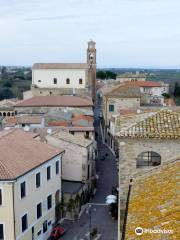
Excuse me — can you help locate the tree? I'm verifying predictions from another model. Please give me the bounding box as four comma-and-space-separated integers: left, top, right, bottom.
96, 70, 117, 80
174, 82, 180, 97
162, 93, 170, 99
96, 71, 106, 79
1, 66, 7, 79
0, 87, 14, 100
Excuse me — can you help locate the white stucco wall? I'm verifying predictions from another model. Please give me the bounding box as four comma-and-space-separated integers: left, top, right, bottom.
140, 86, 169, 96
0, 182, 15, 240
14, 155, 62, 240
33, 69, 87, 89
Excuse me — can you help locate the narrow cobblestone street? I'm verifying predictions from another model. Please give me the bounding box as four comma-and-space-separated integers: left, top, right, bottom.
61, 98, 118, 240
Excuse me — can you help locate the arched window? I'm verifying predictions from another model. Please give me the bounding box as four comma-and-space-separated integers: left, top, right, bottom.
136, 151, 161, 168
0, 112, 2, 116
7, 112, 10, 116
3, 112, 6, 117
79, 78, 83, 84
53, 78, 57, 84
66, 78, 70, 84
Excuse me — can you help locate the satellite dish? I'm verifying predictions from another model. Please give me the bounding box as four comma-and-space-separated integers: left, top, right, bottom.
47, 128, 52, 134
24, 126, 30, 132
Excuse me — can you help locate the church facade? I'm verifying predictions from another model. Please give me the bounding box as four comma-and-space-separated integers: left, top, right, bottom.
30, 41, 97, 101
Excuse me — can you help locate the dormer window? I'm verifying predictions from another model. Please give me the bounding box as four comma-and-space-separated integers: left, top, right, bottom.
53, 78, 57, 84
79, 78, 83, 84
66, 78, 70, 84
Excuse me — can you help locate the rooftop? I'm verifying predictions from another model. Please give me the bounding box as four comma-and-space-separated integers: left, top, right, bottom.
14, 96, 93, 108
32, 63, 88, 70
104, 84, 141, 98
0, 129, 64, 180
125, 158, 180, 239
51, 130, 93, 148
126, 80, 162, 87
4, 115, 43, 126
117, 109, 180, 139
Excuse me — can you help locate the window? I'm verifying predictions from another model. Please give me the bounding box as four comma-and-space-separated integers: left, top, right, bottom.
85, 131, 90, 139
66, 78, 70, 84
37, 230, 41, 236
38, 80, 41, 83
36, 172, 41, 188
0, 224, 4, 240
0, 189, 2, 206
47, 195, 52, 210
79, 78, 83, 84
21, 214, 28, 232
37, 203, 42, 219
47, 166, 51, 180
43, 220, 47, 233
53, 78, 57, 84
136, 151, 161, 168
56, 161, 59, 175
20, 182, 26, 199
109, 104, 114, 112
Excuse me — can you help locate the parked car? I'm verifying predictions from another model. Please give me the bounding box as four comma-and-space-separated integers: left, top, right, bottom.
50, 226, 66, 239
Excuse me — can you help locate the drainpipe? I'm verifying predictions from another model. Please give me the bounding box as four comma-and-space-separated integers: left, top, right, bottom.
12, 182, 16, 240
121, 179, 133, 240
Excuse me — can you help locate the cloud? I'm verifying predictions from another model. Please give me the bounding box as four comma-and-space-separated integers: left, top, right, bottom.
0, 0, 180, 68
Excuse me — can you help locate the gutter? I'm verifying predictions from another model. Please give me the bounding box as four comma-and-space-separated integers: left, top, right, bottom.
121, 179, 133, 240
13, 182, 16, 239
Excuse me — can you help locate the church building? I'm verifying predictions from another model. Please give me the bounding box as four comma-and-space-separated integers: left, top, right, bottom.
29, 41, 97, 101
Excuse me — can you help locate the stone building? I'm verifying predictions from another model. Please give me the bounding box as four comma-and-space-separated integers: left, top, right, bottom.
29, 41, 97, 102
116, 109, 180, 212
0, 99, 19, 117
121, 157, 180, 240
102, 84, 141, 127
101, 84, 141, 145
116, 72, 146, 83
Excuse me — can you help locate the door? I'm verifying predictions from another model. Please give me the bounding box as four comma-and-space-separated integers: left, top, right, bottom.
0, 224, 4, 240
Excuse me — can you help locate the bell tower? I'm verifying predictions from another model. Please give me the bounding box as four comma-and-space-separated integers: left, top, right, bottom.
87, 40, 96, 102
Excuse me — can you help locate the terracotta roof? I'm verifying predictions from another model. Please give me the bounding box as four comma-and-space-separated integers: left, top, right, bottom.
126, 81, 162, 87
117, 109, 180, 139
50, 130, 93, 148
5, 115, 43, 126
14, 96, 93, 107
104, 84, 141, 98
72, 115, 93, 123
125, 158, 180, 239
0, 129, 64, 180
48, 121, 69, 127
32, 63, 88, 70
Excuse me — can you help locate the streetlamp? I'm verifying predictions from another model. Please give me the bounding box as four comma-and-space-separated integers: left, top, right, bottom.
86, 204, 96, 240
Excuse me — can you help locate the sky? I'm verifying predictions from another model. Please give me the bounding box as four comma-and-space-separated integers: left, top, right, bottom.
0, 0, 180, 68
